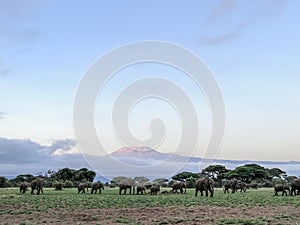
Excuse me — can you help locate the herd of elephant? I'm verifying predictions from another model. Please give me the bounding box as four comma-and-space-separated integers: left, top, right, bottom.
274, 178, 300, 196
19, 178, 300, 197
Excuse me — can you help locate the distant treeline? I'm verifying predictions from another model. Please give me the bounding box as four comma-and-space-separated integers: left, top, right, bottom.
0, 164, 298, 188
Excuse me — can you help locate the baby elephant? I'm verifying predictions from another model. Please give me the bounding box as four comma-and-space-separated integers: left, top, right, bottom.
19, 183, 28, 194
274, 184, 290, 196
91, 181, 104, 194
136, 186, 146, 195
150, 185, 160, 195
77, 183, 88, 194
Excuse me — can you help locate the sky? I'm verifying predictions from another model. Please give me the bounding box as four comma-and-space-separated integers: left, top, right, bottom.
0, 0, 300, 177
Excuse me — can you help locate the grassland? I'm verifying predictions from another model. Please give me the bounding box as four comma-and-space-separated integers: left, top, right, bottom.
1, 188, 299, 224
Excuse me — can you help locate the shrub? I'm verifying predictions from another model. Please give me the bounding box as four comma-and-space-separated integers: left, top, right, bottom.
64, 180, 74, 188
186, 177, 196, 188
54, 182, 63, 190
273, 178, 287, 185
250, 182, 258, 189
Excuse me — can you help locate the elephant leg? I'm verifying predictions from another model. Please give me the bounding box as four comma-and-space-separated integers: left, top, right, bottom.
291, 188, 294, 195
205, 190, 208, 197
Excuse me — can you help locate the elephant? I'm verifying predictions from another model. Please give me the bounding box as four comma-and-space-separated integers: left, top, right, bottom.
31, 179, 43, 195
236, 181, 247, 193
77, 183, 88, 194
118, 178, 135, 195
290, 178, 300, 196
223, 179, 238, 194
91, 181, 104, 194
274, 184, 290, 196
19, 183, 28, 194
150, 185, 160, 195
136, 186, 146, 195
195, 178, 214, 197
171, 182, 186, 194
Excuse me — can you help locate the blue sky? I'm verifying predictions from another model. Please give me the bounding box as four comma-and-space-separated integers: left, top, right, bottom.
0, 0, 300, 175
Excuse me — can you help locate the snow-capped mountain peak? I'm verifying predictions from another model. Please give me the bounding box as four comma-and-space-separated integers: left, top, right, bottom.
110, 146, 169, 160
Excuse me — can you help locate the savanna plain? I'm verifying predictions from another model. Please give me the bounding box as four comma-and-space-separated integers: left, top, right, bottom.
1, 188, 299, 225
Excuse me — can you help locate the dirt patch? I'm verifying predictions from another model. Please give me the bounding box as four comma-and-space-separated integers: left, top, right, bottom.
1, 205, 299, 224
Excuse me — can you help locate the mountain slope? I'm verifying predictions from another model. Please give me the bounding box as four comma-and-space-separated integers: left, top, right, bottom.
110, 146, 169, 160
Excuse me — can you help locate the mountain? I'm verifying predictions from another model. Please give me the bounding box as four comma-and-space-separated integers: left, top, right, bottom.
109, 146, 300, 176
110, 146, 169, 160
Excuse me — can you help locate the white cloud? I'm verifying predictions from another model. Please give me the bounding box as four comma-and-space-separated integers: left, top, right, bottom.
1, 137, 299, 180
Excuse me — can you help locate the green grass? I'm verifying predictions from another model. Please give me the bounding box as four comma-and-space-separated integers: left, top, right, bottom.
0, 187, 299, 212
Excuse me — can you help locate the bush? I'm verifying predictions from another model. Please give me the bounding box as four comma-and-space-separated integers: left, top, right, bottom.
186, 177, 196, 188
64, 180, 74, 188
109, 183, 117, 188
263, 181, 273, 187
168, 180, 175, 187
250, 182, 258, 189
273, 178, 287, 185
54, 182, 63, 190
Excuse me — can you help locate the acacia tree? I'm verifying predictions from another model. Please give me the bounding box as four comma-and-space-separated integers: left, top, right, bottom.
201, 165, 229, 179
224, 164, 269, 183
0, 176, 8, 188
266, 168, 286, 180
201, 165, 229, 187
51, 168, 96, 184
172, 171, 201, 181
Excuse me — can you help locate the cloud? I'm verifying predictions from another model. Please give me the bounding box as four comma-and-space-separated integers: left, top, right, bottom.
0, 112, 4, 119
0, 1, 45, 45
0, 67, 13, 76
0, 137, 89, 177
47, 139, 77, 154
1, 137, 299, 180
200, 0, 288, 46
206, 0, 237, 24
199, 30, 239, 46
0, 137, 76, 164
0, 0, 45, 21
0, 63, 13, 76
0, 27, 42, 44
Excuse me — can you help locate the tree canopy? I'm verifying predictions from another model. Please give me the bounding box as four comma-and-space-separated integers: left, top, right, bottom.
172, 171, 201, 181
224, 164, 270, 182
